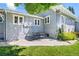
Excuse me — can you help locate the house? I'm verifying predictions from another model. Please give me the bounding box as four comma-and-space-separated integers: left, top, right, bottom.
0, 8, 44, 41
37, 5, 77, 38
0, 5, 77, 41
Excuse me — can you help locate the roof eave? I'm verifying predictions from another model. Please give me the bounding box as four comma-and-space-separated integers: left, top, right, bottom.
5, 9, 43, 19
50, 5, 77, 20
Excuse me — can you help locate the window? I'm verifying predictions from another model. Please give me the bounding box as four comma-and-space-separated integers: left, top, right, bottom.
38, 20, 39, 25
35, 20, 37, 25
0, 16, 3, 23
13, 15, 24, 25
19, 17, 23, 23
13, 15, 18, 24
44, 15, 50, 24
19, 16, 24, 24
34, 19, 40, 26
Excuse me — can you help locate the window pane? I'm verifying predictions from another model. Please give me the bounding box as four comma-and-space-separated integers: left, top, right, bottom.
47, 17, 49, 23
14, 16, 18, 23
35, 20, 37, 25
38, 20, 39, 25
0, 16, 3, 22
19, 17, 23, 23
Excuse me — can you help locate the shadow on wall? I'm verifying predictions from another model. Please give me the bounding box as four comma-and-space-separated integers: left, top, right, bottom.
23, 22, 33, 40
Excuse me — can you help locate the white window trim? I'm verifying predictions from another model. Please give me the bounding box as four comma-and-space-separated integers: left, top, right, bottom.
0, 15, 4, 23
13, 15, 19, 25
44, 15, 50, 24
18, 16, 24, 25
34, 19, 40, 26
13, 15, 24, 25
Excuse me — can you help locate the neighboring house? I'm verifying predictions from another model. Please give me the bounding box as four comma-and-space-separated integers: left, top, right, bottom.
0, 5, 77, 41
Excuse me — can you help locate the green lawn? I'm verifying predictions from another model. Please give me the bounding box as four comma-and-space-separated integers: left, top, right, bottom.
0, 41, 79, 56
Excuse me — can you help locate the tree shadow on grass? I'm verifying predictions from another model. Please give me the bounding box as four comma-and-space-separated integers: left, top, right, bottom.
0, 46, 26, 56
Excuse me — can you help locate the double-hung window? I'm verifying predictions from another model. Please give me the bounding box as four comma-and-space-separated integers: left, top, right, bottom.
44, 15, 50, 24
19, 16, 24, 24
34, 19, 40, 26
13, 15, 24, 25
13, 15, 18, 24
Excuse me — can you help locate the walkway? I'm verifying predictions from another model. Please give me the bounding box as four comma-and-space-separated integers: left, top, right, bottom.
8, 39, 77, 46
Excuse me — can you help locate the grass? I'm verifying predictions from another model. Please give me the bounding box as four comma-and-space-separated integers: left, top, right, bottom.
0, 41, 79, 56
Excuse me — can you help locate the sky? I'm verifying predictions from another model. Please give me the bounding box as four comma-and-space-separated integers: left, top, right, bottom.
0, 3, 79, 17
62, 3, 79, 17
0, 3, 27, 14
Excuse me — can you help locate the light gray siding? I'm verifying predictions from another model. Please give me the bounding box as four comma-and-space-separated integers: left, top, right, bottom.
38, 10, 75, 38
6, 13, 23, 41
23, 16, 44, 36
0, 13, 6, 40
38, 10, 60, 38
75, 22, 79, 32
5, 9, 75, 40
6, 12, 43, 40
57, 15, 75, 33
63, 16, 75, 32
0, 23, 4, 38
75, 19, 79, 32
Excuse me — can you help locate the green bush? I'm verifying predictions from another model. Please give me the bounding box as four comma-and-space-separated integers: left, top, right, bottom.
58, 32, 76, 41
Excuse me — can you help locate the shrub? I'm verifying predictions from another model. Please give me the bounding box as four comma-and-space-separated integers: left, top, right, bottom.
58, 32, 76, 41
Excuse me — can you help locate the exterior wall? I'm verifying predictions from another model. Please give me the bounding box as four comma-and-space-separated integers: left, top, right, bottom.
0, 23, 5, 38
23, 16, 44, 37
6, 13, 23, 41
38, 10, 59, 38
56, 14, 62, 32
57, 15, 75, 33
75, 19, 79, 32
5, 10, 75, 41
0, 13, 6, 39
38, 10, 75, 38
6, 12, 43, 40
63, 16, 75, 32
75, 22, 79, 32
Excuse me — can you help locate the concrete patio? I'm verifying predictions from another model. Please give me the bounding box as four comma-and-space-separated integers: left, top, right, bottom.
8, 38, 77, 46
0, 38, 77, 46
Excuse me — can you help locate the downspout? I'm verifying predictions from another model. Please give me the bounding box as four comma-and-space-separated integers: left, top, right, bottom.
56, 12, 58, 39
43, 18, 45, 33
